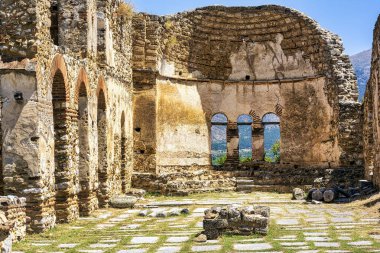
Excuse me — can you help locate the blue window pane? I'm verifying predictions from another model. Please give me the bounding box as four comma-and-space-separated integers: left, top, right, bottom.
211, 125, 227, 165
238, 125, 252, 162
264, 122, 280, 162
263, 113, 280, 123
211, 113, 228, 124
237, 114, 253, 124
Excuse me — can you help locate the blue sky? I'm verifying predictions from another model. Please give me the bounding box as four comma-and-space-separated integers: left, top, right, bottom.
130, 0, 380, 55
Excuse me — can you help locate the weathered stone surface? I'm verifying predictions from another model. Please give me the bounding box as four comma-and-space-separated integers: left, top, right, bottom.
363, 15, 380, 189
202, 205, 270, 240
0, 0, 133, 233
110, 196, 138, 209
293, 188, 305, 200
131, 5, 363, 194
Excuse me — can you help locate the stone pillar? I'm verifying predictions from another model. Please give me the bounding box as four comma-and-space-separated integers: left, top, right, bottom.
58, 0, 97, 57
133, 70, 157, 174
0, 97, 3, 196
54, 107, 80, 223
225, 123, 239, 167
252, 124, 264, 161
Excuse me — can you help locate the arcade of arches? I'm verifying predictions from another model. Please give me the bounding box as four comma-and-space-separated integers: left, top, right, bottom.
0, 1, 379, 234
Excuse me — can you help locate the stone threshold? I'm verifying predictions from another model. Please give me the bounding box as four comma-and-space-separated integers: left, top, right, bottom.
140, 199, 304, 207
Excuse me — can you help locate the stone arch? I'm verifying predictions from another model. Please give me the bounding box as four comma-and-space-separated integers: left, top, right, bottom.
97, 81, 108, 206
74, 68, 91, 106
50, 55, 78, 223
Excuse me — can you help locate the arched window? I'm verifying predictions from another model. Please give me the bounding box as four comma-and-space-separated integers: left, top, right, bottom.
50, 0, 59, 45
237, 114, 253, 163
262, 113, 280, 163
211, 114, 228, 166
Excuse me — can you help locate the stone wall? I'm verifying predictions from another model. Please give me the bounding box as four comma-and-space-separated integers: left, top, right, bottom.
133, 70, 157, 173
132, 5, 362, 186
154, 76, 342, 168
0, 0, 134, 233
363, 15, 380, 189
0, 196, 26, 242
0, 196, 26, 253
0, 1, 38, 62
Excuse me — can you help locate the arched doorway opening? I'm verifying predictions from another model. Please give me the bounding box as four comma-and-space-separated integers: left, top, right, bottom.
211, 113, 228, 166
77, 82, 90, 215
120, 112, 127, 193
237, 114, 253, 163
262, 113, 281, 162
97, 89, 108, 206
52, 69, 72, 222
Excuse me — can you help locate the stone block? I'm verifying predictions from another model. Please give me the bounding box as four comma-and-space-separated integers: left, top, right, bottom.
110, 196, 138, 209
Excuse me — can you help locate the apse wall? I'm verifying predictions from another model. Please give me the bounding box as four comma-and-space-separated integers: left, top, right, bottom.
132, 5, 362, 172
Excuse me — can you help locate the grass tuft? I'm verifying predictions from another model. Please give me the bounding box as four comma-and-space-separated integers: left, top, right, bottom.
116, 2, 134, 18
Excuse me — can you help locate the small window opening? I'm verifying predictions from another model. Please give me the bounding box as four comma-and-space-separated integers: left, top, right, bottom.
211, 113, 228, 166
50, 2, 59, 45
245, 75, 251, 81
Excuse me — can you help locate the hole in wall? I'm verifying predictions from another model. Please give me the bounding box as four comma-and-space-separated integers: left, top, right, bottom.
134, 127, 141, 133
30, 136, 40, 142
245, 75, 251, 81
139, 150, 145, 154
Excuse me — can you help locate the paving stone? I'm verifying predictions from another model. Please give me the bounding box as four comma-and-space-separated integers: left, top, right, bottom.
240, 238, 265, 242
102, 240, 121, 243
280, 242, 307, 246
277, 219, 299, 225
31, 243, 51, 246
193, 208, 208, 213
233, 243, 273, 251
325, 251, 351, 253
331, 217, 353, 223
337, 236, 351, 240
58, 243, 78, 248
78, 250, 104, 253
305, 237, 331, 242
89, 243, 116, 248
370, 234, 380, 240
156, 246, 181, 253
304, 232, 328, 236
117, 250, 148, 253
314, 242, 340, 247
120, 224, 141, 230
130, 236, 159, 244
348, 241, 373, 246
191, 245, 222, 252
166, 236, 189, 243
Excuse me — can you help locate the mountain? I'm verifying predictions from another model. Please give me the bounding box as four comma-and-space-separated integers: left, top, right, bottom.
350, 49, 372, 101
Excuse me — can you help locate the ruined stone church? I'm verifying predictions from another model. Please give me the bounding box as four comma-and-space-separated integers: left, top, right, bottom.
0, 0, 379, 233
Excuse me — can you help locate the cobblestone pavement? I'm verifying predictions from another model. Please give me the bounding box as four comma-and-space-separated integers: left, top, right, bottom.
14, 192, 380, 253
